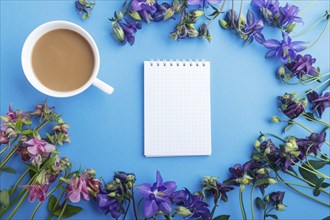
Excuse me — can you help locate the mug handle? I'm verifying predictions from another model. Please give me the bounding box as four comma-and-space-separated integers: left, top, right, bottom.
93, 78, 114, 95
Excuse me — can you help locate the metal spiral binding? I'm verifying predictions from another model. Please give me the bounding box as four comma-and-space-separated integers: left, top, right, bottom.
149, 59, 206, 67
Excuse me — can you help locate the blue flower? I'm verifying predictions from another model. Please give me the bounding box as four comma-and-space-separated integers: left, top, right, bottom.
173, 189, 210, 220
131, 0, 157, 23
277, 3, 302, 28
243, 10, 265, 45
136, 171, 177, 218
251, 0, 279, 25
96, 181, 123, 218
263, 32, 307, 62
307, 91, 330, 118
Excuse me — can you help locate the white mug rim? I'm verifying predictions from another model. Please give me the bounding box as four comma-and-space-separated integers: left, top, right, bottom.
21, 20, 100, 97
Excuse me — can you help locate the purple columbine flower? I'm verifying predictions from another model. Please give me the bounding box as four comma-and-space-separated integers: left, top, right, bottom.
152, 3, 172, 22
66, 172, 90, 203
268, 191, 285, 210
307, 91, 330, 118
297, 132, 326, 156
209, 181, 234, 203
96, 180, 123, 218
136, 171, 177, 218
251, 0, 279, 25
227, 161, 261, 185
243, 10, 265, 45
284, 54, 319, 79
25, 138, 56, 159
176, 188, 211, 220
21, 184, 50, 203
279, 93, 306, 119
263, 32, 307, 62
131, 0, 157, 22
277, 3, 302, 28
187, 0, 221, 7
118, 19, 142, 46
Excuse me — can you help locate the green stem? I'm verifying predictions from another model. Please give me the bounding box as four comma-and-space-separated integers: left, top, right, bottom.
265, 133, 286, 142
298, 0, 318, 15
306, 20, 329, 50
35, 119, 49, 131
293, 15, 325, 38
239, 187, 247, 220
290, 159, 330, 180
275, 172, 330, 207
206, 0, 227, 27
302, 113, 330, 127
0, 142, 20, 169
9, 168, 30, 196
57, 199, 68, 220
0, 136, 18, 155
7, 190, 29, 220
30, 187, 58, 220
250, 185, 256, 220
123, 199, 131, 220
137, 199, 143, 220
131, 187, 139, 220
308, 154, 329, 162
210, 193, 221, 219
302, 78, 330, 98
48, 190, 66, 220
237, 0, 243, 30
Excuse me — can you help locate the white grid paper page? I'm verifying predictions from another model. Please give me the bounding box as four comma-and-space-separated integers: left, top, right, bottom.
144, 60, 211, 157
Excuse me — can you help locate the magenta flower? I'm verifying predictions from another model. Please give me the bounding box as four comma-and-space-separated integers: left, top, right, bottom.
263, 32, 307, 62
25, 138, 55, 158
136, 171, 177, 218
6, 104, 26, 123
66, 172, 90, 203
21, 184, 50, 203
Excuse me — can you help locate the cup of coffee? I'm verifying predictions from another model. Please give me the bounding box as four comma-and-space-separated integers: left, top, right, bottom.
22, 20, 114, 97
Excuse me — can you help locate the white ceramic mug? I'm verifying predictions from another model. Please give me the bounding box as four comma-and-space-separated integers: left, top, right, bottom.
21, 20, 114, 97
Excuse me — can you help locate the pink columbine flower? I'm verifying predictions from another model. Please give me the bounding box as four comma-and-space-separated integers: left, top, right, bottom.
66, 173, 90, 203
21, 184, 50, 203
25, 138, 56, 158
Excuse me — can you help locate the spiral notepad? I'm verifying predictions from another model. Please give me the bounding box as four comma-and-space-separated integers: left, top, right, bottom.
144, 59, 211, 157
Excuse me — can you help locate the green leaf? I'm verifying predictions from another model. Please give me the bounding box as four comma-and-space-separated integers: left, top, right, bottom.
25, 163, 38, 172
322, 216, 330, 220
53, 204, 83, 218
0, 167, 17, 174
0, 189, 10, 207
21, 129, 33, 135
255, 197, 265, 209
266, 214, 278, 219
15, 118, 22, 131
48, 195, 57, 213
298, 166, 319, 186
313, 177, 324, 196
283, 123, 293, 133
307, 160, 329, 170
41, 157, 56, 170
255, 179, 268, 186
321, 182, 330, 188
213, 215, 230, 220
259, 186, 265, 196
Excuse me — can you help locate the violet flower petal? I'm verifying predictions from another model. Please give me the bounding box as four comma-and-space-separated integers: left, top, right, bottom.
144, 199, 158, 218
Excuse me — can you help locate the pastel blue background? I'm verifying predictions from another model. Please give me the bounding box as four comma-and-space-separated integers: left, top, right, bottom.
1, 0, 329, 219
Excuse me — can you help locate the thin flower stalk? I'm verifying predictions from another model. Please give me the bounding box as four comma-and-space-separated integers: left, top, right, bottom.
298, 0, 318, 16
289, 160, 330, 180
250, 185, 256, 220
0, 142, 21, 169
301, 113, 330, 127
9, 168, 30, 196
0, 136, 18, 155
293, 14, 326, 38
7, 190, 29, 220
239, 186, 247, 220
57, 199, 68, 220
306, 19, 329, 50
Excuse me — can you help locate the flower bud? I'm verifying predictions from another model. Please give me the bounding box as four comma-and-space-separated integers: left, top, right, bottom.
276, 204, 286, 211
240, 184, 246, 192
265, 195, 270, 202
265, 147, 271, 155
193, 10, 204, 18
219, 19, 228, 29
254, 140, 260, 148
118, 11, 123, 20
285, 23, 295, 34
164, 8, 175, 21
176, 206, 192, 217
268, 178, 277, 184
20, 135, 27, 143
256, 168, 266, 175
127, 182, 133, 189
271, 116, 281, 123
35, 170, 47, 185
108, 192, 116, 197
112, 25, 125, 44
129, 11, 142, 21
277, 66, 286, 78
87, 169, 96, 177
258, 134, 266, 142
